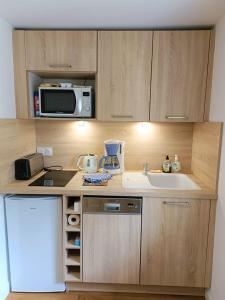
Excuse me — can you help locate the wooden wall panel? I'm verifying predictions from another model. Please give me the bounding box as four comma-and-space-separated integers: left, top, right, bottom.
35, 121, 193, 172
204, 30, 215, 121
191, 122, 223, 192
13, 30, 29, 119
0, 120, 36, 185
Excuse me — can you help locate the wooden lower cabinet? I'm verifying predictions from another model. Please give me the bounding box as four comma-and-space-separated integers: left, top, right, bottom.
140, 197, 210, 287
80, 196, 213, 290
83, 214, 141, 284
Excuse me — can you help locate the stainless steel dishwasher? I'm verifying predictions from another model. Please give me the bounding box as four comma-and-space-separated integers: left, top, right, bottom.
82, 196, 142, 284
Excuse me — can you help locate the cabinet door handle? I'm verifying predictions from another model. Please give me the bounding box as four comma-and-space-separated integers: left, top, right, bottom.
163, 201, 191, 206
111, 114, 134, 118
48, 64, 72, 68
165, 115, 188, 120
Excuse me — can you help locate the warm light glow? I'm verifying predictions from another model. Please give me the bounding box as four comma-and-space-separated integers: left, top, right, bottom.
137, 122, 153, 134
73, 121, 89, 133
77, 121, 86, 128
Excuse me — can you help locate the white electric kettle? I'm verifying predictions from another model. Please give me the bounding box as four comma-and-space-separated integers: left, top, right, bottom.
76, 154, 98, 173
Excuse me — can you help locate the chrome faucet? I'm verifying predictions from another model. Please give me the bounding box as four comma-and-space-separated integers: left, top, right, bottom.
143, 163, 150, 175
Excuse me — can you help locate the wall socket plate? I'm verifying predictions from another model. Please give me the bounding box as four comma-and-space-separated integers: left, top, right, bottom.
37, 146, 53, 157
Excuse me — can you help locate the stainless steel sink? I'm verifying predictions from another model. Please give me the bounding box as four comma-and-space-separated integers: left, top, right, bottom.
122, 172, 201, 190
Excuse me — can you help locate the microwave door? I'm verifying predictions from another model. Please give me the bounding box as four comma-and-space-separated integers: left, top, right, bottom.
40, 89, 76, 117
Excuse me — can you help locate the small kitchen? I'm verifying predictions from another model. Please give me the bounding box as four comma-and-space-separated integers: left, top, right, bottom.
0, 6, 225, 300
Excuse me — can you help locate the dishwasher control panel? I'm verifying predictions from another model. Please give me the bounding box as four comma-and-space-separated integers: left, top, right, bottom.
83, 196, 142, 214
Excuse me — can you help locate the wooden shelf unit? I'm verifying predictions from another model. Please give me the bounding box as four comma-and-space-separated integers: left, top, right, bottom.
65, 208, 80, 214
63, 195, 82, 282
66, 253, 80, 266
65, 225, 81, 232
66, 239, 81, 249
65, 270, 81, 282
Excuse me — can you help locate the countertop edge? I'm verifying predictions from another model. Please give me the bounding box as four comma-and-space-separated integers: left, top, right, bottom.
0, 171, 218, 200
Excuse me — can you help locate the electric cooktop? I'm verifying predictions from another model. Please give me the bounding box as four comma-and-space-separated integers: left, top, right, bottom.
29, 170, 77, 187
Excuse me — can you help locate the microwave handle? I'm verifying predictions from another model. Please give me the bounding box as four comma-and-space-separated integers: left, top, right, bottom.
77, 93, 83, 114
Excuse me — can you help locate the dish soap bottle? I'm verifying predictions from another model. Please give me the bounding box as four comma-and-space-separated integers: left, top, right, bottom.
172, 154, 181, 173
162, 155, 171, 173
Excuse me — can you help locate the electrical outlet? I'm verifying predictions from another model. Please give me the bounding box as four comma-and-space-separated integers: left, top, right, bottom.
37, 146, 53, 157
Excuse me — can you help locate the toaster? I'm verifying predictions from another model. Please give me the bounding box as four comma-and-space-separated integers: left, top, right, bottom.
15, 153, 44, 180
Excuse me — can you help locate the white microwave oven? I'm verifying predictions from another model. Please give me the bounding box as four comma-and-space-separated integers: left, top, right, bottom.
39, 86, 94, 118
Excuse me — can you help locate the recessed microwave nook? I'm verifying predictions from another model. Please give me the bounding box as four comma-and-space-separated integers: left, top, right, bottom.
27, 71, 96, 119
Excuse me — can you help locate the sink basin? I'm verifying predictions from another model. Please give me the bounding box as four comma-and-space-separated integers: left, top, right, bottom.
147, 173, 201, 190
122, 172, 201, 190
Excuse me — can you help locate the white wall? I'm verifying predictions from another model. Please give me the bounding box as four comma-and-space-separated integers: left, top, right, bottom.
206, 13, 225, 300
0, 196, 9, 300
0, 18, 16, 119
0, 17, 15, 300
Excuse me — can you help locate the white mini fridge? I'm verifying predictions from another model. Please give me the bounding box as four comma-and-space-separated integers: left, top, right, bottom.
5, 195, 65, 292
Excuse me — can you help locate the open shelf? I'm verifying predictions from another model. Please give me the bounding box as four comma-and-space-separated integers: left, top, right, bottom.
33, 117, 96, 121
30, 70, 96, 79
66, 232, 80, 249
63, 195, 82, 283
66, 240, 80, 249
65, 208, 79, 214
65, 266, 81, 282
66, 225, 80, 232
65, 272, 80, 282
66, 255, 80, 266
27, 71, 96, 119
67, 197, 81, 213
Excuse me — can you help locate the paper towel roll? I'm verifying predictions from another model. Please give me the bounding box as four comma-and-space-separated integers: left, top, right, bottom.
68, 214, 80, 226
74, 201, 80, 213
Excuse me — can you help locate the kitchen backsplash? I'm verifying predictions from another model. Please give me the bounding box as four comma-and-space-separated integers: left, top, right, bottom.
0, 119, 36, 185
36, 121, 193, 172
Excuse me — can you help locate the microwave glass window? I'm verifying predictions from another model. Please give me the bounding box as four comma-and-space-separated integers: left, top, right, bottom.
41, 90, 76, 113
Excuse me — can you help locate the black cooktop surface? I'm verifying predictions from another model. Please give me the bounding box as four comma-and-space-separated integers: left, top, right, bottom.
29, 170, 77, 187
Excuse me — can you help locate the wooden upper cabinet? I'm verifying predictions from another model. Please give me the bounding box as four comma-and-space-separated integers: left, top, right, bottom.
141, 198, 210, 287
150, 30, 211, 122
25, 30, 97, 72
97, 31, 152, 121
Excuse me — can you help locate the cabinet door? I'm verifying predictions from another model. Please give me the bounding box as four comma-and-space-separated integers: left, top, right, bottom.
150, 30, 211, 122
97, 31, 152, 121
25, 31, 97, 72
83, 214, 141, 284
141, 198, 210, 287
